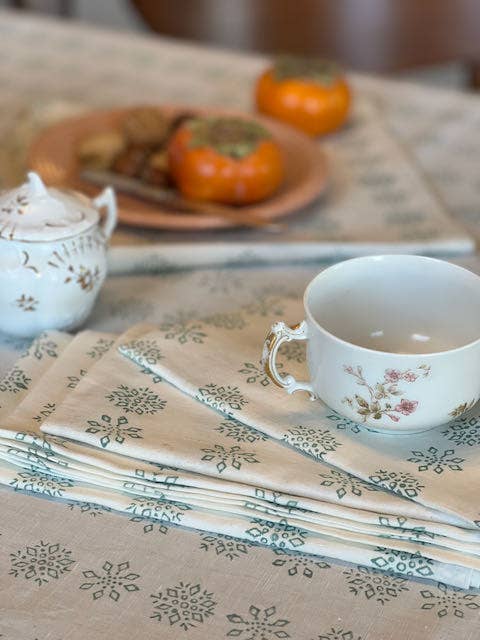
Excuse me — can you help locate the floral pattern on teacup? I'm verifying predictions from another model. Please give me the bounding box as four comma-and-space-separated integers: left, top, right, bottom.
342, 365, 430, 423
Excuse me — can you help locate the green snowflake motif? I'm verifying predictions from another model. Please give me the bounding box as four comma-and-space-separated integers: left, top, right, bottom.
198, 269, 244, 294
201, 444, 259, 473
215, 417, 268, 443
377, 516, 435, 542
246, 518, 307, 550
243, 293, 286, 317
14, 431, 67, 449
150, 581, 216, 630
67, 501, 111, 516
368, 470, 424, 498
66, 369, 87, 389
10, 540, 75, 586
32, 402, 56, 423
126, 496, 191, 534
134, 466, 180, 486
318, 468, 379, 500
442, 415, 480, 447
317, 629, 363, 640
238, 362, 271, 386
199, 533, 252, 560
407, 447, 464, 474
202, 310, 246, 330
343, 566, 409, 605
271, 548, 330, 578
158, 310, 207, 344
30, 333, 59, 360
420, 582, 480, 618
86, 338, 114, 359
80, 561, 140, 601
85, 414, 143, 448
226, 605, 291, 639
278, 340, 306, 363
371, 547, 434, 578
325, 410, 362, 434
119, 338, 163, 367
282, 425, 341, 460
253, 489, 300, 514
0, 366, 31, 394
7, 440, 68, 470
10, 467, 74, 497
197, 383, 248, 415
105, 385, 166, 415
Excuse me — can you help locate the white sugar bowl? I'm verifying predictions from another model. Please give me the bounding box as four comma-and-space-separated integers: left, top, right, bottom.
0, 172, 117, 337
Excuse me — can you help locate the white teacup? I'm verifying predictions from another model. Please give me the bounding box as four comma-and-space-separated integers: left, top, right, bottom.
263, 255, 480, 434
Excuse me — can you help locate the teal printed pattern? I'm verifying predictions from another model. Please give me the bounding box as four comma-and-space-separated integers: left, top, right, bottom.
278, 340, 306, 363
202, 310, 246, 330
343, 566, 409, 605
86, 338, 114, 359
441, 415, 480, 447
32, 402, 56, 423
199, 533, 252, 561
371, 548, 434, 578
246, 518, 307, 550
120, 338, 164, 367
158, 311, 207, 345
368, 470, 424, 498
10, 540, 75, 586
226, 605, 291, 639
105, 385, 166, 415
282, 426, 341, 460
85, 414, 143, 448
271, 549, 330, 578
67, 501, 111, 517
407, 447, 464, 474
420, 582, 480, 618
30, 333, 59, 360
197, 383, 248, 414
200, 444, 259, 473
317, 629, 363, 640
126, 496, 191, 534
80, 561, 140, 601
238, 362, 272, 386
325, 411, 362, 434
215, 417, 268, 443
0, 366, 31, 393
150, 581, 216, 630
10, 467, 74, 497
318, 468, 380, 499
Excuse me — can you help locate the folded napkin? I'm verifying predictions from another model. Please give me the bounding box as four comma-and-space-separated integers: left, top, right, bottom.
117, 298, 480, 532
12, 327, 472, 587
1, 326, 478, 588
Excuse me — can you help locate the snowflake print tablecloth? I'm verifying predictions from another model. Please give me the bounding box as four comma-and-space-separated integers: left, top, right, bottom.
1, 274, 480, 640
1, 9, 480, 640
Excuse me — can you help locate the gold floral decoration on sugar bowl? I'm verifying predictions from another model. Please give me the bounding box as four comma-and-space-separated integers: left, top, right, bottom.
0, 172, 117, 337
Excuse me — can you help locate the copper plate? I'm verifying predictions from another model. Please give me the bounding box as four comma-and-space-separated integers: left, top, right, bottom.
28, 105, 328, 231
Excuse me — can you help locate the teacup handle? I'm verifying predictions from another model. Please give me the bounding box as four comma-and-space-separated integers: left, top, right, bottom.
93, 187, 117, 240
262, 321, 316, 399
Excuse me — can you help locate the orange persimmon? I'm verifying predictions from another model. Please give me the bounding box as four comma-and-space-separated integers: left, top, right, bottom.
256, 56, 351, 137
167, 117, 284, 205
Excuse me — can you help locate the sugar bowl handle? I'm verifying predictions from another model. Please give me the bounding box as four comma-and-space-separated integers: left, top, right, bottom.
262, 321, 316, 398
94, 187, 117, 240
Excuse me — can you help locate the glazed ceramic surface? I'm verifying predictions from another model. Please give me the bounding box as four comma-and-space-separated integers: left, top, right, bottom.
0, 172, 117, 337
263, 255, 480, 434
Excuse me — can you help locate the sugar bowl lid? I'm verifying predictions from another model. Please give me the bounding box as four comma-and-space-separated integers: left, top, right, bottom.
0, 172, 99, 242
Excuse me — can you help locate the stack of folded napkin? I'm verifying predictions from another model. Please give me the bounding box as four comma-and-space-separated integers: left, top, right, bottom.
1, 298, 479, 590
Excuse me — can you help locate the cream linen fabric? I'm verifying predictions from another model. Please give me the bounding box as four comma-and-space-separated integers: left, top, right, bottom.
0, 324, 463, 587
116, 303, 480, 529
